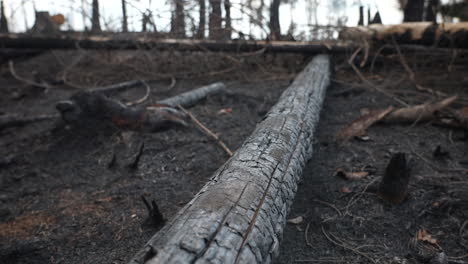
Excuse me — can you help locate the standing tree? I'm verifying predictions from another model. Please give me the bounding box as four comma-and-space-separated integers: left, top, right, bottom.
171, 0, 185, 37
425, 0, 440, 23
197, 0, 206, 38
121, 0, 128, 32
0, 0, 8, 33
269, 0, 281, 40
224, 0, 231, 39
402, 0, 425, 22
358, 6, 364, 25
209, 0, 222, 39
91, 0, 101, 32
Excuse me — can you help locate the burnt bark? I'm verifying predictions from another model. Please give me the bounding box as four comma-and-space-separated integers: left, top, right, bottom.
403, 0, 425, 22
121, 0, 128, 32
209, 0, 222, 39
269, 0, 281, 40
129, 55, 330, 264
196, 0, 206, 38
378, 153, 411, 204
91, 0, 101, 32
0, 0, 8, 33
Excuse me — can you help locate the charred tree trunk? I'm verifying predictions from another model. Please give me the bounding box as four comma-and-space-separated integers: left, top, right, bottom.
0, 0, 8, 33
269, 0, 281, 40
403, 0, 425, 22
209, 0, 222, 39
197, 0, 206, 38
121, 0, 128, 32
129, 55, 330, 264
172, 0, 186, 38
425, 0, 439, 23
91, 0, 101, 33
224, 0, 232, 40
358, 6, 364, 25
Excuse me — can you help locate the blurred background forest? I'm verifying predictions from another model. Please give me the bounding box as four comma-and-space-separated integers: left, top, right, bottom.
0, 0, 467, 41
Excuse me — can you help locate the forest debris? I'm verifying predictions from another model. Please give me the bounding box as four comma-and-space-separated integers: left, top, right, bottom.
337, 96, 459, 141
217, 108, 232, 115
336, 106, 394, 141
128, 143, 144, 170
8, 60, 51, 92
334, 168, 369, 180
378, 153, 411, 204
178, 105, 233, 157
340, 186, 351, 193
382, 96, 458, 124
416, 229, 438, 245
287, 216, 304, 225
141, 196, 165, 228
433, 146, 450, 160
56, 91, 188, 132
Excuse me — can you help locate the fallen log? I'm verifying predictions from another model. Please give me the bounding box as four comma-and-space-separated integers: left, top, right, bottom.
56, 82, 226, 132
340, 22, 468, 48
0, 33, 350, 54
157, 82, 225, 107
129, 55, 330, 264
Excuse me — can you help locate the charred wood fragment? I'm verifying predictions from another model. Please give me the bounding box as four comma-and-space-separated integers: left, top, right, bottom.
0, 114, 58, 130
129, 55, 330, 264
378, 153, 411, 204
141, 195, 165, 228
56, 91, 188, 132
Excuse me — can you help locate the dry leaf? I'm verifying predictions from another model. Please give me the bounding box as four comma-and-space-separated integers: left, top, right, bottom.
416, 229, 438, 245
336, 106, 394, 141
217, 108, 233, 115
287, 216, 304, 225
334, 168, 369, 180
340, 186, 351, 193
383, 96, 458, 124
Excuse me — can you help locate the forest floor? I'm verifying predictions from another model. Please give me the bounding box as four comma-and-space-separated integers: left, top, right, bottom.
0, 48, 467, 264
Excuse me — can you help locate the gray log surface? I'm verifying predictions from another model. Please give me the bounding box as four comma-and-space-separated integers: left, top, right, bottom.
129, 55, 330, 264
157, 82, 226, 108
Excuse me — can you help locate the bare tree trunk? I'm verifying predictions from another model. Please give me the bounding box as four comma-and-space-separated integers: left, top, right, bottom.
269, 0, 280, 40
209, 0, 222, 39
91, 0, 101, 32
358, 6, 364, 25
171, 0, 185, 37
224, 0, 231, 39
403, 0, 425, 22
121, 0, 128, 32
197, 0, 206, 38
0, 0, 8, 33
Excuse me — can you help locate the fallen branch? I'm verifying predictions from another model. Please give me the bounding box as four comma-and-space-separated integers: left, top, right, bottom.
9, 60, 51, 92
178, 105, 233, 157
0, 114, 58, 130
129, 55, 330, 264
157, 82, 226, 108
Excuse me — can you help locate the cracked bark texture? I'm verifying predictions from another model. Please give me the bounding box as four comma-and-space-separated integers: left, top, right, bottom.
129, 55, 330, 264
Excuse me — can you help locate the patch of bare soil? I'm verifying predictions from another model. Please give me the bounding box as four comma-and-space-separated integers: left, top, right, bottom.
277, 52, 468, 263
0, 50, 306, 263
